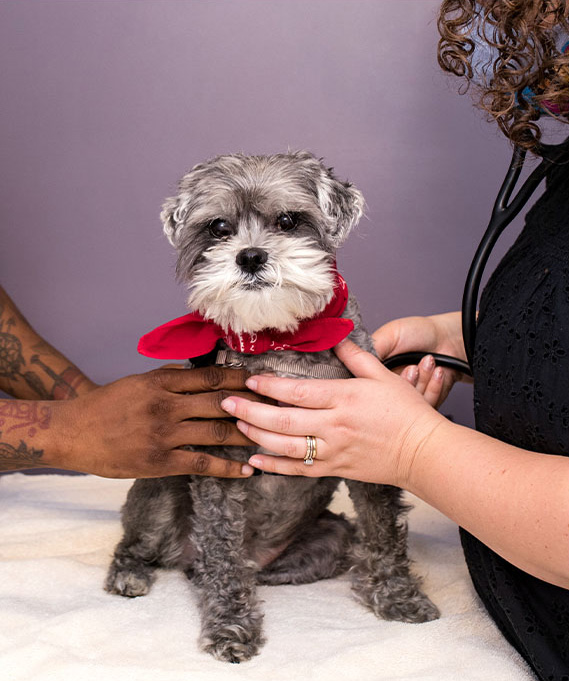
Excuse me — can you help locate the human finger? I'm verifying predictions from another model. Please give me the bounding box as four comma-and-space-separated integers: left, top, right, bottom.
434, 367, 461, 408
170, 389, 268, 420
333, 338, 387, 379
171, 418, 254, 447
247, 451, 326, 477
422, 366, 445, 408
400, 365, 419, 387
240, 374, 340, 410
156, 448, 255, 478
221, 395, 327, 435
415, 355, 436, 394
236, 420, 326, 461
149, 366, 250, 394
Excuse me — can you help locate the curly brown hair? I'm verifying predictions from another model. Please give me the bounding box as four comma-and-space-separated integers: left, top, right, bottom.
437, 0, 569, 150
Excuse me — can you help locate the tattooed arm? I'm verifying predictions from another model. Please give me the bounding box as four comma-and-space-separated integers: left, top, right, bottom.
0, 286, 96, 400
0, 287, 257, 478
0, 400, 53, 471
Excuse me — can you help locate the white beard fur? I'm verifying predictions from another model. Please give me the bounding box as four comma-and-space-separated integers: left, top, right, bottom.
186, 234, 335, 334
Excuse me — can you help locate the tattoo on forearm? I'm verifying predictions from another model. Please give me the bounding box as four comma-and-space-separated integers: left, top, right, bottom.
0, 293, 87, 400
0, 439, 44, 467
0, 321, 25, 380
30, 355, 82, 399
0, 323, 83, 399
0, 315, 50, 398
0, 400, 51, 437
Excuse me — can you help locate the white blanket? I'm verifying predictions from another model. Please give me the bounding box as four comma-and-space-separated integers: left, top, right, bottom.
0, 474, 532, 681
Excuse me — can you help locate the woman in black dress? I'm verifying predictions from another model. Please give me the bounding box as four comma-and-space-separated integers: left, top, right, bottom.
220, 2, 569, 679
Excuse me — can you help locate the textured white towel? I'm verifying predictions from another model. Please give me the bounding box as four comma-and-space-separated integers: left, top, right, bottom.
0, 474, 532, 681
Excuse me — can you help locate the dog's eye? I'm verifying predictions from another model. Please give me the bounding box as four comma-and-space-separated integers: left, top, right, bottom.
276, 213, 297, 231
209, 219, 234, 239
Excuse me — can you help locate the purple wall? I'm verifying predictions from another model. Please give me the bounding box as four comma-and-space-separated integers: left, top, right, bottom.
0, 0, 528, 426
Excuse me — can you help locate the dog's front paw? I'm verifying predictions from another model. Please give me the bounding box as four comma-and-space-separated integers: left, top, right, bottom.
376, 587, 440, 623
105, 566, 154, 598
200, 625, 266, 664
352, 572, 440, 623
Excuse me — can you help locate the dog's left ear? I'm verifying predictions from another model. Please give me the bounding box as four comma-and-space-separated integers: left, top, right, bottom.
316, 166, 365, 248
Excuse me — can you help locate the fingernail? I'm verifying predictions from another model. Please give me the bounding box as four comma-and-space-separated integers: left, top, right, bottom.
407, 365, 419, 386
249, 456, 263, 468
221, 398, 236, 414
245, 377, 258, 391
236, 420, 249, 435
433, 367, 444, 381
420, 354, 435, 371
241, 464, 255, 476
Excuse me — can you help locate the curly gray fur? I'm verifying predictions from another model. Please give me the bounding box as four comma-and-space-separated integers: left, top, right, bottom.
105, 152, 439, 663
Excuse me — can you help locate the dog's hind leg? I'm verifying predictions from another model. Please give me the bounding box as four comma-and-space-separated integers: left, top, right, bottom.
189, 476, 265, 664
105, 478, 188, 598
346, 481, 440, 623
256, 510, 355, 585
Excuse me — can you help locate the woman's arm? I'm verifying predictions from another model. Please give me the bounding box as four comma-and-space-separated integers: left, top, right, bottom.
220, 340, 569, 588
406, 407, 569, 589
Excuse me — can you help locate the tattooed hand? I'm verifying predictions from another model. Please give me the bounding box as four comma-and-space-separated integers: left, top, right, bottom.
0, 287, 256, 478
0, 367, 258, 478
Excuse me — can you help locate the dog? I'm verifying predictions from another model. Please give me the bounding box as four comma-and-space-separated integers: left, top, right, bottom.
105, 151, 439, 663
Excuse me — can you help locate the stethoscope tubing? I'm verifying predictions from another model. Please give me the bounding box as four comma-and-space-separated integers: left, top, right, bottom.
384, 140, 565, 377
461, 146, 552, 369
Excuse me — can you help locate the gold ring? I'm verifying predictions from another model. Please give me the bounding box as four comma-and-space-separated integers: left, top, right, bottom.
304, 435, 317, 465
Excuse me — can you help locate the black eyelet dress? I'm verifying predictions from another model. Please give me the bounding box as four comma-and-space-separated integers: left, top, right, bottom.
463, 142, 569, 680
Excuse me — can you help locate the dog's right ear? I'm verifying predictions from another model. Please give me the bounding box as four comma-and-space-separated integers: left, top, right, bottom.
160, 194, 190, 247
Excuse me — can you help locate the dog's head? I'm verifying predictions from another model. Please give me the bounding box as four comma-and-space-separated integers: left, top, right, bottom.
160, 151, 364, 334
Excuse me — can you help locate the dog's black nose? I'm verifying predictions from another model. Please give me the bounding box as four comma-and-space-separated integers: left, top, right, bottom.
236, 247, 268, 274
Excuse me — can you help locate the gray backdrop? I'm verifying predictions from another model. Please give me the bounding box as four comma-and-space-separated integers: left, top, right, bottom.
0, 0, 533, 426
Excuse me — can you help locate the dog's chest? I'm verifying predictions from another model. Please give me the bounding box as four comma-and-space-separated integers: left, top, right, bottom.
213, 344, 350, 379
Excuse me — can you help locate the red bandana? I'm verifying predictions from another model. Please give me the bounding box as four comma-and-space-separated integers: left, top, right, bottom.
138, 272, 354, 360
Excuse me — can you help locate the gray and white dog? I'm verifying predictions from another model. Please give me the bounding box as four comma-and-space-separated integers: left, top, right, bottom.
105, 151, 439, 663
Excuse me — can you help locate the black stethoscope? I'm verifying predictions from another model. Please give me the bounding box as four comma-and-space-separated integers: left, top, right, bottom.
383, 138, 568, 376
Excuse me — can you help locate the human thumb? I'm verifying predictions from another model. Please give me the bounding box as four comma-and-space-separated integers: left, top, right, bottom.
334, 338, 387, 379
